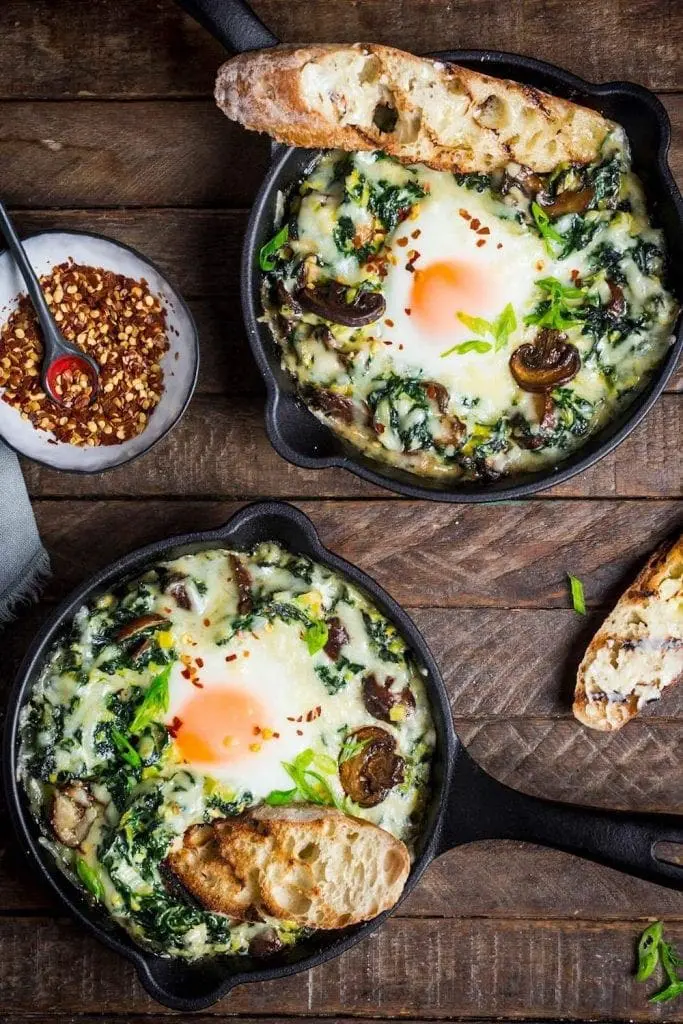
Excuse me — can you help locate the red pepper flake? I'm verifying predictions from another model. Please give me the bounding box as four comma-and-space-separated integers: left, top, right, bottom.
383, 340, 393, 346
459, 209, 471, 220
195, 657, 204, 668
253, 725, 261, 736
163, 607, 172, 614
181, 668, 191, 680
384, 318, 395, 328
375, 422, 385, 434
273, 732, 280, 739
496, 243, 503, 249
407, 249, 420, 262
296, 729, 303, 736
396, 237, 409, 247
405, 264, 416, 273
404, 308, 412, 316
398, 343, 404, 350
470, 218, 481, 231
411, 228, 421, 239
167, 716, 183, 738
476, 239, 487, 247
243, 650, 250, 658
225, 654, 237, 662
570, 268, 582, 284
296, 715, 303, 723
191, 679, 204, 688
478, 226, 490, 235
287, 716, 296, 721
203, 618, 211, 627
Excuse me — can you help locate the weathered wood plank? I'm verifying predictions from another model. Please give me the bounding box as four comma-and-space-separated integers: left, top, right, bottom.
0, 95, 680, 208
0, 102, 269, 209
1, 0, 681, 97
19, 499, 683, 609
0, 915, 680, 1019
19, 394, 683, 500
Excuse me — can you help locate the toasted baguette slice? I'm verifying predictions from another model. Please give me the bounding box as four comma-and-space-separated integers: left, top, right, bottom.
167, 805, 410, 929
215, 43, 613, 174
573, 536, 683, 731
165, 822, 259, 920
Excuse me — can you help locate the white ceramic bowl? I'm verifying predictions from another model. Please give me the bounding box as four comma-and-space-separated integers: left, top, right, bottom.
0, 231, 199, 472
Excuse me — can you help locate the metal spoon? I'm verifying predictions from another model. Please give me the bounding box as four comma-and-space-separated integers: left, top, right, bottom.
0, 202, 99, 407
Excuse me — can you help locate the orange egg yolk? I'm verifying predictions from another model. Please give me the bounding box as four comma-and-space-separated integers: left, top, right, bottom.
173, 688, 268, 764
410, 260, 491, 338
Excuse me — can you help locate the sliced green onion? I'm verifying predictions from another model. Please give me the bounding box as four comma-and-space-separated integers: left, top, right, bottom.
567, 573, 586, 615
649, 981, 683, 1004
456, 311, 492, 336
264, 787, 297, 806
304, 620, 328, 655
111, 727, 142, 769
76, 857, 105, 902
259, 225, 289, 271
441, 339, 492, 357
129, 664, 171, 735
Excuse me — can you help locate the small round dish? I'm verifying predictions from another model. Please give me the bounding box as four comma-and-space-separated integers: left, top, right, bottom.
0, 230, 199, 473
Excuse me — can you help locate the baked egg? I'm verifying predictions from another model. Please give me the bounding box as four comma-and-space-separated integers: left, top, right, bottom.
19, 543, 435, 959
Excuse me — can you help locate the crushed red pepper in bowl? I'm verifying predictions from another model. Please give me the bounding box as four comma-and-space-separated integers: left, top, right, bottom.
0, 261, 169, 446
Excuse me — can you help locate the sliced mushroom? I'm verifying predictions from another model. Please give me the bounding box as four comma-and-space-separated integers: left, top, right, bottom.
537, 187, 594, 217
275, 279, 302, 315
130, 636, 154, 663
296, 281, 386, 327
421, 381, 450, 413
509, 329, 581, 393
229, 553, 253, 615
338, 726, 405, 808
51, 782, 98, 848
249, 928, 284, 957
324, 616, 349, 661
164, 572, 192, 611
606, 279, 626, 316
115, 613, 169, 642
362, 674, 416, 723
304, 386, 356, 424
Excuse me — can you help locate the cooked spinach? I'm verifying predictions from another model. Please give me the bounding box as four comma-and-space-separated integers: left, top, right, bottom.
315, 655, 364, 695
362, 610, 405, 664
368, 178, 426, 232
453, 171, 492, 193
631, 238, 664, 277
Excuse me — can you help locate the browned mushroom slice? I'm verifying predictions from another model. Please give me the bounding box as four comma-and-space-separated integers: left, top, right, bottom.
275, 279, 302, 315
537, 187, 594, 217
115, 613, 169, 641
324, 616, 350, 661
51, 782, 98, 848
164, 572, 192, 611
509, 329, 581, 393
305, 386, 356, 424
339, 726, 405, 808
229, 553, 253, 615
249, 928, 285, 957
606, 279, 626, 316
363, 673, 416, 723
296, 281, 386, 327
421, 381, 449, 413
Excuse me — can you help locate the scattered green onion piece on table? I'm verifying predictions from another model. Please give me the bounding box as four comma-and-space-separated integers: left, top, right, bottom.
568, 573, 586, 615
259, 225, 290, 271
636, 921, 664, 982
650, 981, 683, 1004
661, 940, 683, 984
76, 857, 105, 902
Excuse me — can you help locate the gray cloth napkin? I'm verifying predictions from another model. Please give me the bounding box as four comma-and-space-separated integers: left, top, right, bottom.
0, 441, 50, 624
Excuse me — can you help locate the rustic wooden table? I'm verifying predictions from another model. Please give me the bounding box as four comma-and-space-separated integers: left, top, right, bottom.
1, 0, 682, 1020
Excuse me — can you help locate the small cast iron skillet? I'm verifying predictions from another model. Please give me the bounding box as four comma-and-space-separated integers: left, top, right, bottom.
179, 0, 683, 502
4, 500, 683, 1011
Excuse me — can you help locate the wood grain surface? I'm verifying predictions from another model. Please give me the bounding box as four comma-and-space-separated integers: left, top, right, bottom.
0, 0, 681, 1020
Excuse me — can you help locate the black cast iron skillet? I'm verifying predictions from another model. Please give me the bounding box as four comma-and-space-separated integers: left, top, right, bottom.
4, 501, 683, 1011
180, 0, 683, 502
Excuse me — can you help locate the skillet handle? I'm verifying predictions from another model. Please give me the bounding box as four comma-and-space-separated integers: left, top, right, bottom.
176, 0, 278, 51
438, 745, 683, 890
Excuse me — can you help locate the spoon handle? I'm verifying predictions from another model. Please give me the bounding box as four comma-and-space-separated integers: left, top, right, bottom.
0, 201, 61, 361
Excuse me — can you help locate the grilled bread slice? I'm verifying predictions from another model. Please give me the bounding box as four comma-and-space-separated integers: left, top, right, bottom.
167, 804, 410, 929
573, 535, 683, 731
214, 42, 613, 174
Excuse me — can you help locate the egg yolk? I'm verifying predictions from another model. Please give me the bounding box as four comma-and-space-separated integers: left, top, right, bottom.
410, 260, 491, 338
173, 687, 268, 764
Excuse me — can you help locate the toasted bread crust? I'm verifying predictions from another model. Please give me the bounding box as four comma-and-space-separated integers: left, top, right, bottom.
166, 804, 410, 929
573, 536, 683, 731
215, 43, 613, 174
